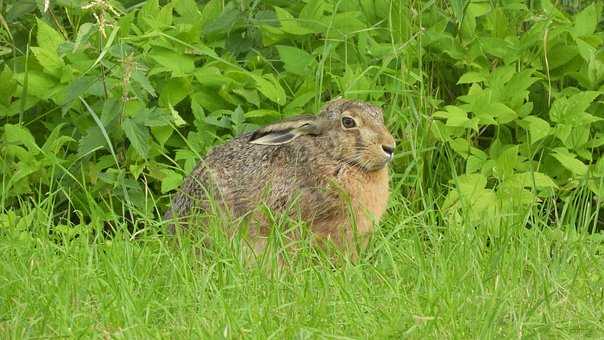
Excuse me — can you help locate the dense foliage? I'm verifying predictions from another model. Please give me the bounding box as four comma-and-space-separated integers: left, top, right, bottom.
0, 0, 603, 230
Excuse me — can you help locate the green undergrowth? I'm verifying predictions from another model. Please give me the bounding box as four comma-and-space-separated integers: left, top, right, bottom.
1, 0, 604, 338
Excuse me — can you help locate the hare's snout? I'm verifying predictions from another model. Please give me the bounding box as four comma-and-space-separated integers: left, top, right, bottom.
380, 131, 396, 161
381, 144, 395, 159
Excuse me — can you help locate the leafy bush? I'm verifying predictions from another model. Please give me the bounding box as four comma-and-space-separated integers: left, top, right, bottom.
0, 0, 602, 229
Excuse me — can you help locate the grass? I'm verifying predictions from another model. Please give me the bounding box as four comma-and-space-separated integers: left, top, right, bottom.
1, 196, 603, 338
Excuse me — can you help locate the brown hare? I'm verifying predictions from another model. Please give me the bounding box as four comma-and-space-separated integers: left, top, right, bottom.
165, 98, 395, 257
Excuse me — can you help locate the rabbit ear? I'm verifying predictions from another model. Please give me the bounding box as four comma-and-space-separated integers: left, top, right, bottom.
250, 118, 322, 146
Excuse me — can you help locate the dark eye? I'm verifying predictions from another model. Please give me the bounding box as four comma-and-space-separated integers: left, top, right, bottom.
341, 116, 356, 129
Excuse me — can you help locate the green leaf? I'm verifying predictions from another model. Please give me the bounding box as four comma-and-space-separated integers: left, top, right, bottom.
194, 67, 234, 88
61, 76, 97, 108
549, 91, 601, 125
276, 45, 316, 76
450, 0, 470, 23
41, 124, 75, 154
574, 3, 601, 37
31, 46, 64, 78
449, 138, 484, 159
520, 116, 551, 143
3, 124, 38, 153
433, 105, 475, 129
551, 148, 588, 176
204, 4, 240, 34
244, 109, 280, 119
78, 127, 107, 156
251, 73, 286, 105
274, 7, 315, 35
509, 172, 558, 190
457, 71, 486, 84
132, 70, 157, 97
122, 118, 150, 158
135, 107, 172, 127
36, 18, 64, 53
487, 102, 517, 124
159, 78, 191, 107
149, 47, 196, 76
161, 169, 183, 193
73, 23, 96, 52
494, 145, 519, 180
575, 38, 596, 61
0, 66, 17, 106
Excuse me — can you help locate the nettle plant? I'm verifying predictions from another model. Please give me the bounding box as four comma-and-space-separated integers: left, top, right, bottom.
426, 1, 604, 226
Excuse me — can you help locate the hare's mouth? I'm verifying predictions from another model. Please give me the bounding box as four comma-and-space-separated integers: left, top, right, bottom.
347, 157, 390, 172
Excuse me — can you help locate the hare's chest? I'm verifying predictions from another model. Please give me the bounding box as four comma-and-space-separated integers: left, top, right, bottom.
337, 166, 390, 232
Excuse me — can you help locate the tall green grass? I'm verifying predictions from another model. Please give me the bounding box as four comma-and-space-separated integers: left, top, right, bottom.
2, 194, 603, 338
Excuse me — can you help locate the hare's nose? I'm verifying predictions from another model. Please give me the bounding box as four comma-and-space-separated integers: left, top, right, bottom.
382, 144, 394, 158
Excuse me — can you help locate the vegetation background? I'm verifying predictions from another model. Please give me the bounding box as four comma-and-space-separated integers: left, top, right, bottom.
1, 0, 603, 337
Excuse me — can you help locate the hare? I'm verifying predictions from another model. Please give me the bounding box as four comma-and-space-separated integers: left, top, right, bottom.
165, 98, 395, 256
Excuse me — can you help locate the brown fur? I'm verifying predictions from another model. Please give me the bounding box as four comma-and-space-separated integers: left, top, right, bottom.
165, 99, 396, 256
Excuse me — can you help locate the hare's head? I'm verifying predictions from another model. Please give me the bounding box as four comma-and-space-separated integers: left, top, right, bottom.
250, 99, 395, 172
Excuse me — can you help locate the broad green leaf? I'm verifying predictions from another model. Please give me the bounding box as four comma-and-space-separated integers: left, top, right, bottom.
450, 0, 469, 23
194, 67, 234, 87
520, 116, 551, 143
122, 118, 150, 158
251, 73, 286, 105
3, 124, 38, 153
330, 11, 367, 39
456, 173, 487, 193
552, 148, 588, 176
159, 78, 191, 107
190, 90, 230, 112
129, 164, 145, 180
132, 70, 156, 97
161, 169, 183, 193
574, 3, 601, 37
204, 3, 240, 34
508, 172, 558, 190
494, 145, 519, 179
174, 0, 202, 20
276, 45, 316, 76
284, 91, 315, 114
449, 138, 483, 159
487, 102, 517, 124
73, 23, 95, 52
78, 127, 107, 156
199, 0, 222, 30
274, 7, 315, 35
135, 107, 172, 127
149, 48, 196, 76
576, 38, 596, 61
14, 70, 59, 100
151, 125, 173, 146
31, 46, 64, 78
36, 18, 64, 53
233, 88, 260, 107
61, 76, 97, 107
0, 66, 17, 106
42, 124, 75, 154
549, 91, 600, 125
457, 71, 486, 84
299, 0, 327, 32
433, 105, 474, 129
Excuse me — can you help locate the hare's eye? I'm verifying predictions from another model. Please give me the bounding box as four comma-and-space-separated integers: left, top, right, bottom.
341, 116, 357, 129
